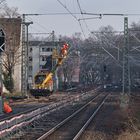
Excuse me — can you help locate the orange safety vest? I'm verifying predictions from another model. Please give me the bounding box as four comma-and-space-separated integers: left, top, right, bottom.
4, 102, 12, 113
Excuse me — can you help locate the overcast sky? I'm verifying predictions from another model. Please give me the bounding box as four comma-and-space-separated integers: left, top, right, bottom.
6, 0, 140, 38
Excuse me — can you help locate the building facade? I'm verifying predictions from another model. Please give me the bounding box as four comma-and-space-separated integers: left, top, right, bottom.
28, 41, 63, 89
0, 18, 22, 92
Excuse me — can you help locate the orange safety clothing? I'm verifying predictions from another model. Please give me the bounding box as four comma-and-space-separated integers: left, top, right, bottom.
4, 102, 12, 113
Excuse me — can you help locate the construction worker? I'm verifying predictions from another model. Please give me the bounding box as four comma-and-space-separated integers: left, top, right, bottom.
61, 43, 69, 58
4, 102, 12, 113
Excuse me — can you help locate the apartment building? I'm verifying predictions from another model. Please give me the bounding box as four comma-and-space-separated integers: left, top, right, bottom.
28, 41, 62, 89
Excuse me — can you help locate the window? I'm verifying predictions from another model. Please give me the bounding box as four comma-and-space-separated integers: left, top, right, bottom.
50, 48, 53, 52
28, 75, 32, 80
40, 65, 44, 69
42, 47, 45, 52
28, 66, 32, 71
42, 56, 45, 61
46, 48, 50, 52
29, 47, 32, 52
29, 57, 32, 61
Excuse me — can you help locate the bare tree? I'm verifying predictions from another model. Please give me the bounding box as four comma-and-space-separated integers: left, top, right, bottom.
2, 35, 21, 93
0, 5, 21, 93
0, 0, 6, 8
57, 35, 81, 88
0, 4, 20, 18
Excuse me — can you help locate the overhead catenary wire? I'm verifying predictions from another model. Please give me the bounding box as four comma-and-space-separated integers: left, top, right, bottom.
130, 33, 140, 52
78, 16, 102, 21
23, 11, 86, 38
25, 17, 55, 41
57, 0, 78, 20
77, 0, 92, 33
23, 13, 81, 16
56, 0, 86, 38
22, 11, 140, 39
29, 33, 52, 35
24, 17, 55, 41
28, 25, 53, 41
22, 12, 140, 16
82, 12, 140, 16
21, 4, 140, 41
26, 17, 51, 33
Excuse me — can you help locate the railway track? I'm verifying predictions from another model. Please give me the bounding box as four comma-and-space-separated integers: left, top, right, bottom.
0, 88, 100, 139
37, 93, 109, 140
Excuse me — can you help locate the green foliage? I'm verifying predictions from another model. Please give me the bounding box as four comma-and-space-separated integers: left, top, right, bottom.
3, 72, 14, 93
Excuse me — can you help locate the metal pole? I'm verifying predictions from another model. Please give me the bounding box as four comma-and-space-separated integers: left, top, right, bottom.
25, 22, 33, 96
22, 21, 33, 96
52, 31, 58, 91
26, 24, 29, 95
21, 14, 26, 95
121, 17, 130, 108
123, 17, 130, 94
0, 53, 3, 114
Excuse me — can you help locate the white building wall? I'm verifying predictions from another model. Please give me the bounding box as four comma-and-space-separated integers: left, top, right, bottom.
13, 61, 21, 91
32, 46, 40, 85
28, 41, 64, 91
28, 44, 54, 87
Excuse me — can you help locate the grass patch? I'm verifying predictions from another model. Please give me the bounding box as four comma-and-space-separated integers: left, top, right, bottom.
118, 131, 140, 140
2, 92, 27, 100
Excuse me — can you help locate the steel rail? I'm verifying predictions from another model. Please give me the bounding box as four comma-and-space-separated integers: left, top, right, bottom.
73, 94, 109, 140
37, 92, 105, 140
0, 95, 76, 137
0, 88, 100, 138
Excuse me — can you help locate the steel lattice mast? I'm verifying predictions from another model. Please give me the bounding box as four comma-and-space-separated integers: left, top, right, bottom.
119, 17, 131, 108
21, 14, 27, 95
122, 17, 131, 95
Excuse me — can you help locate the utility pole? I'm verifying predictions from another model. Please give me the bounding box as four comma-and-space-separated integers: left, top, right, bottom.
21, 14, 33, 96
52, 31, 58, 91
25, 21, 33, 96
21, 14, 45, 96
121, 17, 130, 107
21, 14, 26, 95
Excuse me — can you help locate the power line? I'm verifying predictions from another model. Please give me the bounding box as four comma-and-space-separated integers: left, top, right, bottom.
77, 0, 83, 14
26, 17, 51, 33
21, 12, 140, 17
82, 12, 140, 17
78, 16, 101, 21
82, 13, 124, 16
29, 33, 52, 35
23, 13, 81, 16
78, 21, 86, 38
56, 0, 78, 20
77, 0, 91, 33
56, 0, 86, 38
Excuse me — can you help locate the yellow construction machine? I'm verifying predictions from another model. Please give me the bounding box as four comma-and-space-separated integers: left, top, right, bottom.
30, 43, 69, 97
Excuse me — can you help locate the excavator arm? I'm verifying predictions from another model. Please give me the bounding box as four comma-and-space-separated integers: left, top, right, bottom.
30, 43, 69, 97
41, 43, 69, 87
